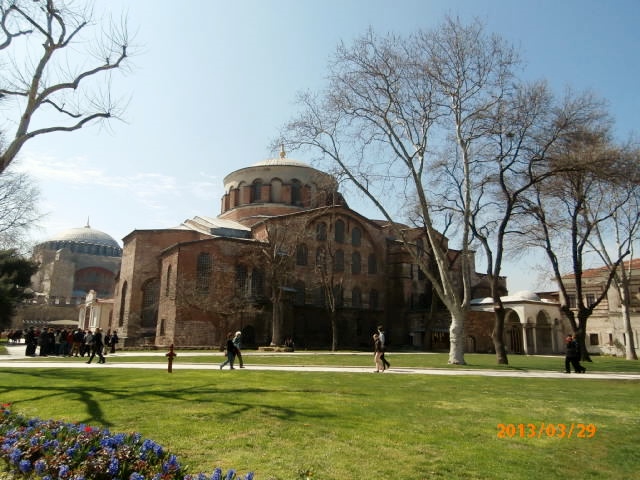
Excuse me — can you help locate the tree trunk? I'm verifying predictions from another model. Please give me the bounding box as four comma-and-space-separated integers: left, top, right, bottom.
330, 310, 338, 351
619, 292, 638, 360
270, 301, 283, 346
491, 305, 508, 364
448, 311, 466, 364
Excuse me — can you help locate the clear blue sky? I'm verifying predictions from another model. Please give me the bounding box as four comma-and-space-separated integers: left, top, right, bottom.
12, 0, 640, 292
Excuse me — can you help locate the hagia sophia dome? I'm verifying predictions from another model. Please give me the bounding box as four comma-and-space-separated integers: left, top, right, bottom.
36, 223, 122, 257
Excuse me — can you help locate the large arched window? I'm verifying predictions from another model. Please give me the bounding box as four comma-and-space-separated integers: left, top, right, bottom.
368, 253, 377, 274
316, 222, 327, 241
236, 265, 248, 296
335, 219, 345, 243
296, 244, 308, 266
351, 251, 361, 274
351, 227, 362, 246
291, 179, 302, 205
196, 253, 212, 294
252, 179, 263, 203
141, 278, 160, 329
251, 268, 265, 297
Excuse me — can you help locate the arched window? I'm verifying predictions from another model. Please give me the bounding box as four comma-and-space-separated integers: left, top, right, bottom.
165, 265, 172, 296
196, 253, 212, 294
352, 252, 361, 274
296, 244, 308, 266
251, 268, 265, 297
291, 179, 302, 205
316, 222, 327, 241
368, 253, 377, 274
118, 281, 127, 327
369, 289, 379, 310
352, 287, 362, 308
352, 227, 362, 246
252, 180, 263, 203
335, 219, 345, 243
141, 278, 160, 329
334, 249, 344, 272
236, 265, 248, 296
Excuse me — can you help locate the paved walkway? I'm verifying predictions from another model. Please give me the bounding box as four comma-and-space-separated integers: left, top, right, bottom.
2, 343, 639, 380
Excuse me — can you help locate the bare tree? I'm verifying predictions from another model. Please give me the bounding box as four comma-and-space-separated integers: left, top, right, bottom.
280, 18, 519, 364
0, 0, 132, 173
254, 216, 308, 346
0, 167, 43, 252
588, 146, 640, 360
525, 108, 631, 361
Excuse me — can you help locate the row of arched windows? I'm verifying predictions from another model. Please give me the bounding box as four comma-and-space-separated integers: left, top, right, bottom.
43, 241, 122, 257
296, 244, 377, 274
315, 220, 362, 246
292, 281, 380, 309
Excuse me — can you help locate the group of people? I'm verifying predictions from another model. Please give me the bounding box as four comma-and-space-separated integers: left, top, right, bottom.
373, 325, 391, 372
564, 333, 586, 373
22, 326, 118, 362
220, 331, 245, 370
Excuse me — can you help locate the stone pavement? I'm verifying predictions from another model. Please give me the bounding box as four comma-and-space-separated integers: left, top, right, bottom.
2, 343, 639, 380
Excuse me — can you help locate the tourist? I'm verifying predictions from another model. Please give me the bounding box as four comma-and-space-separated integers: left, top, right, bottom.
24, 327, 37, 357
232, 331, 244, 368
110, 330, 119, 353
377, 325, 391, 370
86, 328, 106, 364
220, 332, 236, 370
564, 334, 586, 373
373, 333, 384, 372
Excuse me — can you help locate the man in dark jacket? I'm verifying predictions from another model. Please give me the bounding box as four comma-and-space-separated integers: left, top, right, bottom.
86, 328, 106, 364
564, 334, 586, 373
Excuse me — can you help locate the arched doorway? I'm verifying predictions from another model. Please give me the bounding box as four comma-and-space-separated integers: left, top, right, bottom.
535, 311, 553, 354
506, 310, 523, 354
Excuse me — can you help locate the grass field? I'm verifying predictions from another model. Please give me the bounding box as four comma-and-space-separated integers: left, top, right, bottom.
1, 348, 639, 479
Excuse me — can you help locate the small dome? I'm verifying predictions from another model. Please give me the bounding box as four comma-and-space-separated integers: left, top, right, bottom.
506, 290, 541, 302
43, 225, 121, 249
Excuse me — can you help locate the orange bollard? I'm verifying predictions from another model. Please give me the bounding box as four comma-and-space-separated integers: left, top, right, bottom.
165, 344, 177, 373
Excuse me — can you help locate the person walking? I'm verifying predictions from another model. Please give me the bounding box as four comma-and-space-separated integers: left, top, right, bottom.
110, 330, 119, 354
377, 325, 391, 370
373, 333, 384, 372
232, 331, 244, 368
86, 328, 106, 364
564, 334, 586, 373
220, 332, 236, 370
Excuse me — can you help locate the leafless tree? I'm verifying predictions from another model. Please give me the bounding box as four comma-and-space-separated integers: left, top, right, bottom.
0, 0, 133, 173
525, 108, 631, 361
0, 167, 43, 252
279, 18, 520, 364
588, 145, 640, 360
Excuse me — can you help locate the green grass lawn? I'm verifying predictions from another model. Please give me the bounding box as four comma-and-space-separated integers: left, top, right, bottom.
1, 357, 639, 479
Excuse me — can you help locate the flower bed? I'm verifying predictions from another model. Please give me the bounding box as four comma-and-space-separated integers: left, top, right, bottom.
0, 404, 253, 480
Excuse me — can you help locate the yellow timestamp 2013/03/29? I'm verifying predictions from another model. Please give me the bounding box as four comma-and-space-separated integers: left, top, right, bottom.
496, 423, 597, 439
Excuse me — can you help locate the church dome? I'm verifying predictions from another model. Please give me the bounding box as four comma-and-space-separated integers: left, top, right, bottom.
37, 224, 122, 257
46, 225, 121, 248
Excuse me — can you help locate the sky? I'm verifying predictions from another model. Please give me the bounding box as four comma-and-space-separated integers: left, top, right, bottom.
8, 0, 640, 293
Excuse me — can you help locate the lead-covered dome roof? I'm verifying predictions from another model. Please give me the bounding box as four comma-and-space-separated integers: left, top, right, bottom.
37, 224, 122, 257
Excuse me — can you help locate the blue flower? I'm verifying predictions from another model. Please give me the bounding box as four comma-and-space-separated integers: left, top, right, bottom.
59, 464, 70, 477
19, 459, 32, 473
211, 468, 223, 480
225, 468, 236, 480
108, 457, 119, 475
35, 459, 47, 474
129, 473, 145, 480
